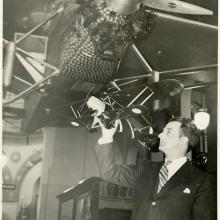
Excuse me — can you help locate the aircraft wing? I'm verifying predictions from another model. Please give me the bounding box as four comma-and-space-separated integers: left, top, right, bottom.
119, 11, 217, 88
3, 11, 217, 133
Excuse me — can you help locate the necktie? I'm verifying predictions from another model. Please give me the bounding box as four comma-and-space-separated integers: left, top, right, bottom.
157, 161, 172, 193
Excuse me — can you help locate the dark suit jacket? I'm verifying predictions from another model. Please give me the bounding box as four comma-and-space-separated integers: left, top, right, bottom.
95, 143, 216, 220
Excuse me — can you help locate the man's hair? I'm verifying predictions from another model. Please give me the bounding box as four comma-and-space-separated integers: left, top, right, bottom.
169, 117, 200, 152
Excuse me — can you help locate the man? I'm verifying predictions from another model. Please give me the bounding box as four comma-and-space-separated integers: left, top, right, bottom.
95, 117, 216, 220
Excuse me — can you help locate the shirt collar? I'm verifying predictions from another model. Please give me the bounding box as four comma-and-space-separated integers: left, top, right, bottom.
165, 156, 187, 164
164, 157, 187, 179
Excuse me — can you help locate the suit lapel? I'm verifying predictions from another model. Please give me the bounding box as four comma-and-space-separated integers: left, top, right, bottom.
147, 161, 163, 198
155, 161, 193, 198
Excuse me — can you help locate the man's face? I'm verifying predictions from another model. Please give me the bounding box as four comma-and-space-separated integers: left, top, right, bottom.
158, 121, 182, 153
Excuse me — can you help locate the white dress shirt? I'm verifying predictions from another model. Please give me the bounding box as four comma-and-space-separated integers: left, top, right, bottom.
165, 157, 187, 180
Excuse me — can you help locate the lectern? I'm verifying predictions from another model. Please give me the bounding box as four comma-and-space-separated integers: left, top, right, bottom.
57, 177, 135, 220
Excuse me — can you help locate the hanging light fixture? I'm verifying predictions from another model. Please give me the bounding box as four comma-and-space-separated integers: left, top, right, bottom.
194, 108, 210, 130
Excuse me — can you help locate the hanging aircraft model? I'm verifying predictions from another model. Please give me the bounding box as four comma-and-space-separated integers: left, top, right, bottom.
2, 0, 217, 150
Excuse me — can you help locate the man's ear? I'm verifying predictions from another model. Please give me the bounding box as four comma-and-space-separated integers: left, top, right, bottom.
180, 136, 189, 146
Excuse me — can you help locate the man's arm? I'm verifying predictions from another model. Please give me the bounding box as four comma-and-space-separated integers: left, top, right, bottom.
193, 174, 216, 220
95, 142, 144, 189
90, 114, 144, 189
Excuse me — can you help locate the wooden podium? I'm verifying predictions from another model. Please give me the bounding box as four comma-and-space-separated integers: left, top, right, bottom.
57, 177, 135, 220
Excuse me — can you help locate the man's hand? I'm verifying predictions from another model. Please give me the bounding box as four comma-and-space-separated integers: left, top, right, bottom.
95, 117, 121, 145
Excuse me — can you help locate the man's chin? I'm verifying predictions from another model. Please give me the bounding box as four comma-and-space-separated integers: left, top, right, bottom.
158, 145, 163, 152
159, 144, 166, 152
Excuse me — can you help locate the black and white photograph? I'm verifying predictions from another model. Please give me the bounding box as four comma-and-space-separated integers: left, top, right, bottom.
2, 0, 218, 219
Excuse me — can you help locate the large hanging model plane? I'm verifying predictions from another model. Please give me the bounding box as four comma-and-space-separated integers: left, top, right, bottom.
2, 0, 217, 149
